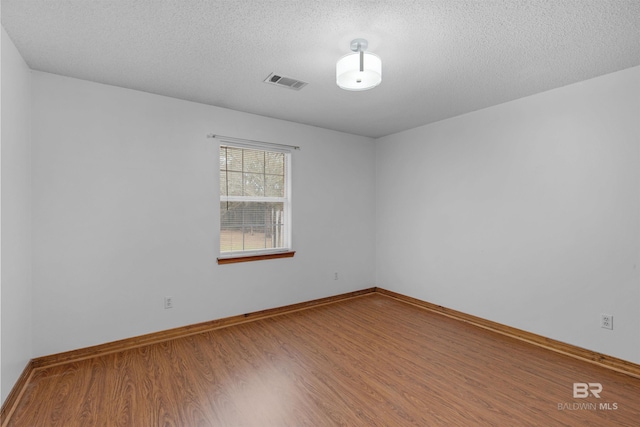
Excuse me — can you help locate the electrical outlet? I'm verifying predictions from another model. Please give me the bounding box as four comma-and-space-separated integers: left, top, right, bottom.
334, 272, 339, 280
164, 296, 173, 309
601, 314, 613, 330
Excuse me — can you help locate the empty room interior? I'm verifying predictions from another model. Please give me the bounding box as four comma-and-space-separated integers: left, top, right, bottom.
1, 1, 640, 425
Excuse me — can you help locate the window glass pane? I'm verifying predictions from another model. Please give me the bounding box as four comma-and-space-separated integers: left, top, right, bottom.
220, 227, 243, 252
219, 147, 227, 170
219, 170, 227, 196
227, 171, 243, 196
267, 225, 284, 249
265, 175, 284, 197
227, 148, 243, 171
243, 226, 267, 250
220, 202, 243, 252
242, 201, 264, 226
244, 149, 265, 173
220, 201, 285, 252
266, 203, 285, 248
265, 152, 284, 175
243, 173, 264, 197
220, 202, 244, 227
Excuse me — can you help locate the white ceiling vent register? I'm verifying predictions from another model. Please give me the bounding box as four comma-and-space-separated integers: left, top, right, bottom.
264, 73, 308, 90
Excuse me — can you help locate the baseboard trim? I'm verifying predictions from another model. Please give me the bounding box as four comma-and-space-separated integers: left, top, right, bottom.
31, 287, 376, 370
0, 360, 35, 427
375, 287, 640, 380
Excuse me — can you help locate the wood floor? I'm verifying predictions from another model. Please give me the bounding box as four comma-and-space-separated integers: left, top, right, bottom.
5, 293, 640, 426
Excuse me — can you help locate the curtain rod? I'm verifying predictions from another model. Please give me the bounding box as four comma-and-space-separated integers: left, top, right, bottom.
207, 133, 300, 151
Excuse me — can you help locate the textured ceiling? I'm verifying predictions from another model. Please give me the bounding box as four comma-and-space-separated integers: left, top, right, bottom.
2, 0, 639, 138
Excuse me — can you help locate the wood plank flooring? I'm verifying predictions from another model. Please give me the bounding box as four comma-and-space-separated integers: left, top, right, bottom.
5, 294, 640, 426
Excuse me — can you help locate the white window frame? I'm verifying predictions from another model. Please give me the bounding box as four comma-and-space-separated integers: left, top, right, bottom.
217, 138, 293, 261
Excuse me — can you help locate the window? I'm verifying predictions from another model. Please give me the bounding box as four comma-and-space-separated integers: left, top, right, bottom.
218, 143, 293, 263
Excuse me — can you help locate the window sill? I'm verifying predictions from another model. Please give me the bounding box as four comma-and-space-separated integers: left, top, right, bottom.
217, 251, 296, 265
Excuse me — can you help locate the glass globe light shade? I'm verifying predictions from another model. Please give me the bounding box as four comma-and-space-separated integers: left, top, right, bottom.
336, 52, 382, 91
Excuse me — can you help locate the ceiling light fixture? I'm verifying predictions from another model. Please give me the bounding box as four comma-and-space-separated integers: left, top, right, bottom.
336, 38, 382, 91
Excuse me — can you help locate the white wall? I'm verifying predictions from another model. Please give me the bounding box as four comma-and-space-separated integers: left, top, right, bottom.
376, 66, 640, 363
31, 71, 376, 357
1, 27, 32, 403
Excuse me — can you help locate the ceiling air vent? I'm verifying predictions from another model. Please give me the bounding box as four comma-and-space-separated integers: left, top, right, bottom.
264, 73, 308, 90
